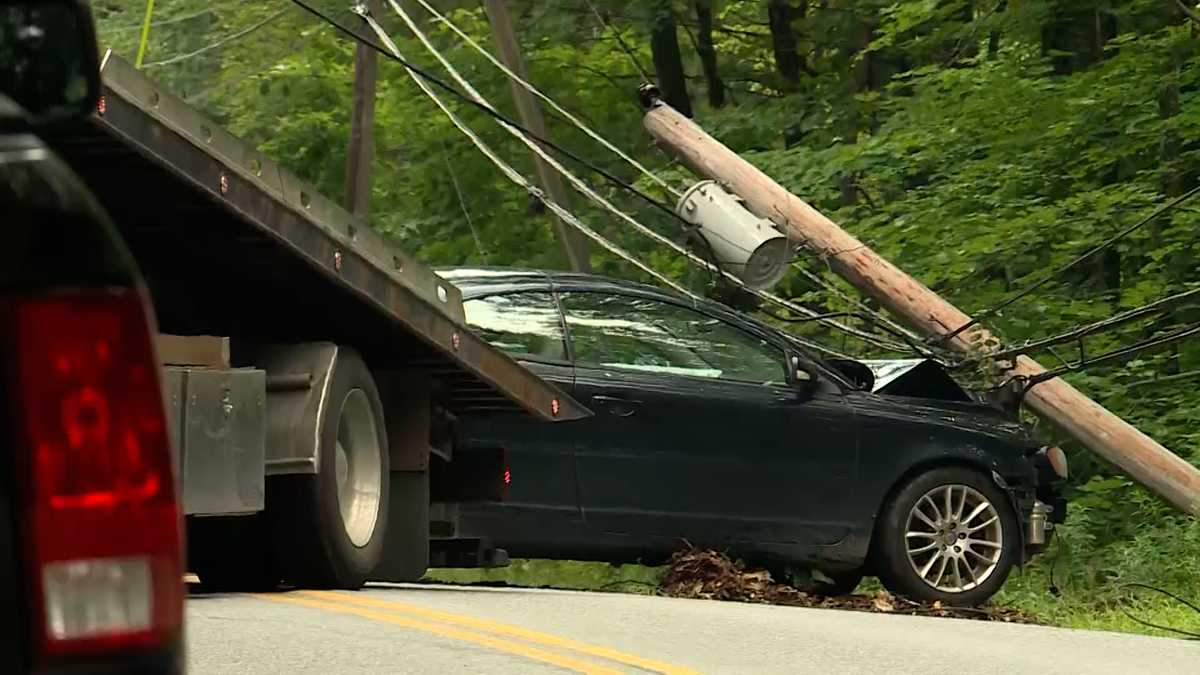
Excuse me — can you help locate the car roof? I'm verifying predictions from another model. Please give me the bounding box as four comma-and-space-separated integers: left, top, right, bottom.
436, 266, 700, 303
439, 266, 898, 391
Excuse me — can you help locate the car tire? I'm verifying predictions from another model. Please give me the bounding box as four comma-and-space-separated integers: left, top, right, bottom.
272, 349, 390, 589
874, 466, 1019, 606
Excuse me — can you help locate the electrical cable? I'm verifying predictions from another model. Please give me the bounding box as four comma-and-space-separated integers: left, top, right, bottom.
439, 136, 490, 263
579, 0, 653, 82
101, 2, 237, 35
142, 8, 287, 68
790, 264, 932, 350
354, 6, 853, 360
997, 320, 1200, 395
410, 0, 680, 197
1120, 583, 1200, 640
288, 0, 680, 223
936, 183, 1200, 345
956, 287, 1200, 367
379, 0, 910, 355
288, 0, 911, 355
353, 13, 689, 303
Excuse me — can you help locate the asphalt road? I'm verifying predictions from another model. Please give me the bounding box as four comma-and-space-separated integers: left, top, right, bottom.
187, 583, 1197, 674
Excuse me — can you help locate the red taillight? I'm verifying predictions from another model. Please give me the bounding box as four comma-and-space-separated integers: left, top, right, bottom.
5, 289, 182, 661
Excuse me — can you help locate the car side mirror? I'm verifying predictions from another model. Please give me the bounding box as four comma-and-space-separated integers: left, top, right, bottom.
0, 0, 101, 125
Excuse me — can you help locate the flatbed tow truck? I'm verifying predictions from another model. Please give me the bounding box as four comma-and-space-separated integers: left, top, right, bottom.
40, 50, 589, 590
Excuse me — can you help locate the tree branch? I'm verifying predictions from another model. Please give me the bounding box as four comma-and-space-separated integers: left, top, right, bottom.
1174, 0, 1200, 27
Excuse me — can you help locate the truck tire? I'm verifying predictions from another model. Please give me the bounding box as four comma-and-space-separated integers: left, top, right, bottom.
874, 466, 1019, 606
271, 349, 390, 589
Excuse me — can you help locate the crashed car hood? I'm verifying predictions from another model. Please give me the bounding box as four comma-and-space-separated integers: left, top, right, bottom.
855, 359, 1033, 444
859, 359, 974, 401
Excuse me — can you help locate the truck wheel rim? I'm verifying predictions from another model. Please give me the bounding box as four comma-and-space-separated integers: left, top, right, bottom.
904, 484, 1003, 593
334, 388, 382, 548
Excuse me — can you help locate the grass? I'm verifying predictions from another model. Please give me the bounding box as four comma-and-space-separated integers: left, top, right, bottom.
422, 558, 1200, 640
423, 559, 663, 595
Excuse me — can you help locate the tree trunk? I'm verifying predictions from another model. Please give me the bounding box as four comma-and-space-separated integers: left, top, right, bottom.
767, 0, 801, 88
484, 0, 590, 272
987, 0, 1008, 60
694, 0, 725, 108
344, 0, 381, 219
650, 4, 693, 117
1041, 6, 1116, 74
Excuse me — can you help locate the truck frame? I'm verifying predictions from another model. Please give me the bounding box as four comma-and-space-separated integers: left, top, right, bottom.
40, 51, 589, 590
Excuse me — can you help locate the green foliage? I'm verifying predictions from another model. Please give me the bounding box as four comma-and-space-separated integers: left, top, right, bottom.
91, 0, 1199, 633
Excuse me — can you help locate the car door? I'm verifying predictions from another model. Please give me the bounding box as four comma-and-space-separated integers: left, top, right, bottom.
456, 289, 582, 529
559, 290, 859, 551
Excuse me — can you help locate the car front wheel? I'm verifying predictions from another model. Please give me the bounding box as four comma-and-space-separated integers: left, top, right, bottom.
874, 467, 1019, 606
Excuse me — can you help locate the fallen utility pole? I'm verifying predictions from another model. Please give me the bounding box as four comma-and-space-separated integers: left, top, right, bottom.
483, 0, 591, 273
640, 91, 1200, 517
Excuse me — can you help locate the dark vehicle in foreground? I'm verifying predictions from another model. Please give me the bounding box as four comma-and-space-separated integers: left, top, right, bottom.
2, 1, 183, 672
434, 268, 1069, 605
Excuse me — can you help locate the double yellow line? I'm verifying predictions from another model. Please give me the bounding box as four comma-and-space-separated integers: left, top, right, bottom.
257, 590, 697, 675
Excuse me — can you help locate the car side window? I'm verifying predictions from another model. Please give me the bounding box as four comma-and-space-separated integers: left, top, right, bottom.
462, 292, 568, 361
560, 292, 786, 383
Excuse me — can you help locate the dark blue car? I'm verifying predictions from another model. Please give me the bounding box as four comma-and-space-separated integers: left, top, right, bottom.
432, 267, 1067, 606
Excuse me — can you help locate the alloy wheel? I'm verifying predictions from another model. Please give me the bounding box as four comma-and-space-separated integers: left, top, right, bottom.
903, 484, 1004, 593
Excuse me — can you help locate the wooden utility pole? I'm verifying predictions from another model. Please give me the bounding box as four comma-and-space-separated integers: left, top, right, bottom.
345, 0, 381, 218
640, 94, 1200, 517
483, 0, 591, 272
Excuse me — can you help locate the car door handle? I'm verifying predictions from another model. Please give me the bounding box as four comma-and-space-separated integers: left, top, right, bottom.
592, 395, 642, 417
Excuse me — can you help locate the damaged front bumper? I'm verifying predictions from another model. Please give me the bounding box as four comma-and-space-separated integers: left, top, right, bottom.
1015, 449, 1069, 558
1000, 446, 1069, 560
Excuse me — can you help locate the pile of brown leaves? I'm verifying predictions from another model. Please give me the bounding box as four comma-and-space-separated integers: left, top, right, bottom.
658, 546, 1036, 624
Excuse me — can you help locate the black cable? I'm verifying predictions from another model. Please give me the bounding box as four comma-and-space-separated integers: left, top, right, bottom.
285, 0, 683, 224
689, 229, 913, 354
1120, 583, 1200, 640
989, 320, 1200, 397
1047, 535, 1064, 597
955, 287, 1200, 367
291, 0, 922, 358
580, 0, 653, 82
936, 183, 1200, 345
1026, 321, 1200, 387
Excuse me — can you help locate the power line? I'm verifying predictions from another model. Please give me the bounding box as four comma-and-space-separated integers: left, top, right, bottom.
440, 136, 489, 263
143, 9, 287, 68
956, 287, 1200, 367
411, 0, 679, 197
936, 183, 1200, 345
790, 264, 930, 348
1011, 321, 1200, 393
287, 0, 908, 355
353, 6, 853, 360
291, 0, 681, 224
384, 0, 910, 355
100, 2, 244, 35
1120, 583, 1200, 640
579, 0, 653, 82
